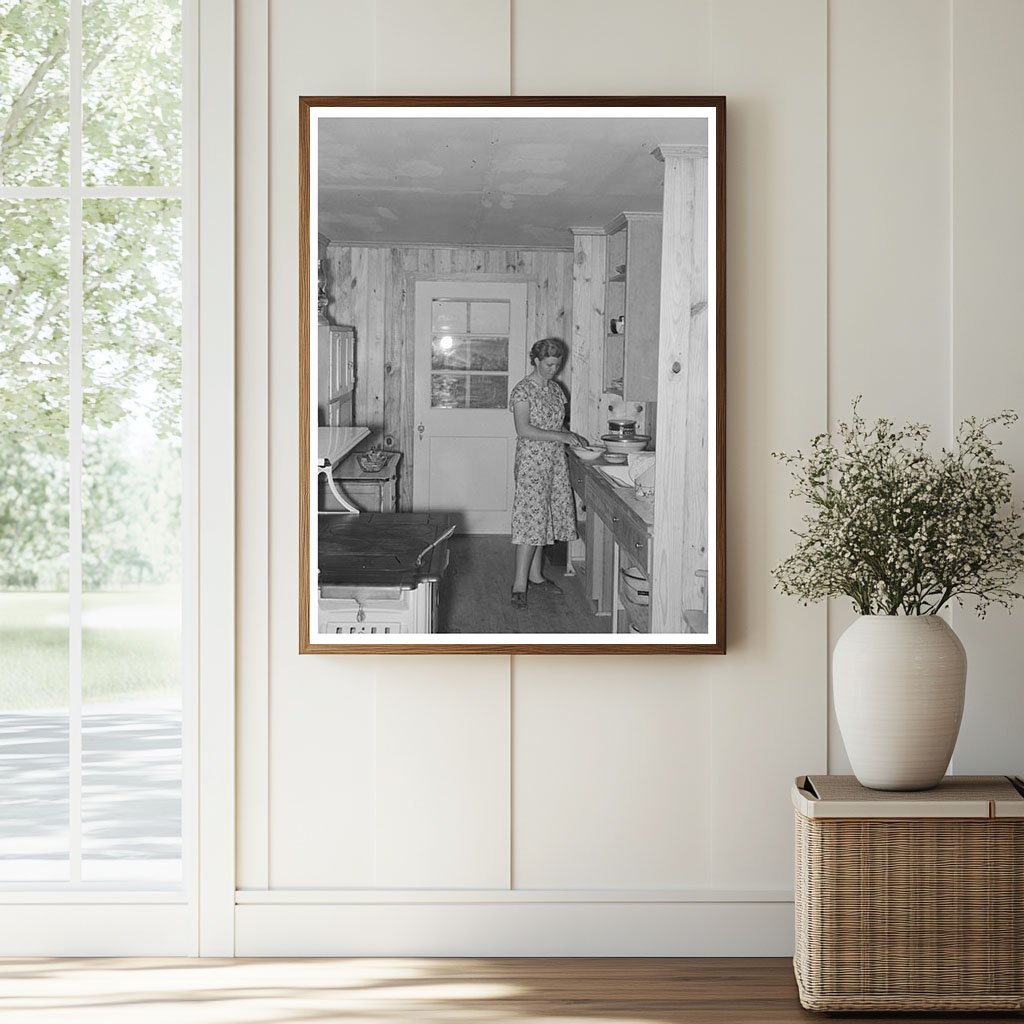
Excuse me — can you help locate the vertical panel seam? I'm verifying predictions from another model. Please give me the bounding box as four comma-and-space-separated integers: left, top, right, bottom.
508, 0, 514, 96
258, 0, 270, 892
945, 0, 957, 758
824, 0, 833, 772
508, 655, 514, 889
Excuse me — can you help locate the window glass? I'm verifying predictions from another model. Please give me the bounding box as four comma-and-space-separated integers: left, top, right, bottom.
468, 375, 508, 409
430, 373, 467, 409
81, 198, 182, 883
431, 300, 466, 334
82, 0, 182, 186
469, 301, 509, 334
0, 0, 70, 185
0, 198, 71, 880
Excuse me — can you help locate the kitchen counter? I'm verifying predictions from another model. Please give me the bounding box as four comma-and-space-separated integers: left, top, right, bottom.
568, 453, 654, 528
569, 456, 655, 536
567, 451, 654, 629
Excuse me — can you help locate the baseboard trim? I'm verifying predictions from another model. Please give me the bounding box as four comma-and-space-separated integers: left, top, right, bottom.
236, 887, 792, 904
235, 900, 795, 956
0, 904, 196, 956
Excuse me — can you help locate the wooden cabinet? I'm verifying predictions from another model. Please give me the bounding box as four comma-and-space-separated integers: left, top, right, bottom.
317, 324, 356, 426
568, 458, 654, 630
603, 212, 662, 402
322, 451, 402, 513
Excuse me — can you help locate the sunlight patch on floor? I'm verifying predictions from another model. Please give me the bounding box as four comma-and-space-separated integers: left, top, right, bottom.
0, 958, 678, 1024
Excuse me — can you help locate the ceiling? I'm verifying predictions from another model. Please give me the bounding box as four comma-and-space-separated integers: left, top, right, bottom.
317, 115, 708, 249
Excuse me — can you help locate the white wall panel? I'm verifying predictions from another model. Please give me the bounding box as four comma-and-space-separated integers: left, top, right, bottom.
512, 0, 712, 94
829, 0, 951, 424
827, 0, 952, 774
262, 0, 515, 899
706, 0, 828, 889
375, 0, 510, 95
949, 0, 1024, 778
229, 0, 1024, 956
269, 670, 378, 887
263, 0, 377, 890
374, 660, 511, 888
513, 658, 712, 888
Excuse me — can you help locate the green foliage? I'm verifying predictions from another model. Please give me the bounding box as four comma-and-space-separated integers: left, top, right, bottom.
773, 401, 1024, 616
0, 0, 182, 187
1, 0, 183, 591
0, 0, 69, 185
84, 198, 182, 437
82, 0, 181, 186
0, 435, 68, 587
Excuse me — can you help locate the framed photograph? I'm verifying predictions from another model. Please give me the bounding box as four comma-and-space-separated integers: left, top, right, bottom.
299, 96, 725, 654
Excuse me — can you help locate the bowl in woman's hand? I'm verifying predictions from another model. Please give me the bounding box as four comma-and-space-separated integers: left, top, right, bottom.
573, 446, 605, 462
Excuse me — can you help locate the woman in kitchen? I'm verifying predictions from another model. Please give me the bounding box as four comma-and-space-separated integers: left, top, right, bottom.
509, 337, 587, 608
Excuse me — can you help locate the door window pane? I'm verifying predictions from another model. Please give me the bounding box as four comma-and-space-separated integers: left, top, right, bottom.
81, 198, 182, 883
431, 300, 467, 334
0, 199, 70, 880
469, 300, 509, 334
468, 337, 508, 371
431, 373, 467, 409
82, 0, 182, 186
431, 335, 470, 371
0, 0, 70, 185
468, 375, 508, 410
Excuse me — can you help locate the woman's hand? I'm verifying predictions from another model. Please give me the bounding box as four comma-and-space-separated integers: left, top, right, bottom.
563, 431, 587, 448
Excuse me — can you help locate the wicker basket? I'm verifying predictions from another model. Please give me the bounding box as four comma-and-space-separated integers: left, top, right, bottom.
793, 775, 1024, 1012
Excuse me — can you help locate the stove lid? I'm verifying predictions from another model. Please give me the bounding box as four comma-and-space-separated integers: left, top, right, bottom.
318, 512, 454, 588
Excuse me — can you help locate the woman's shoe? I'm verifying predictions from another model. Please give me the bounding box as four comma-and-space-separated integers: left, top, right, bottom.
528, 575, 563, 595
511, 589, 528, 609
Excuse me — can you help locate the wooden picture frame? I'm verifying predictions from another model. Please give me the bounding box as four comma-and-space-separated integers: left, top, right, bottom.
300, 96, 725, 654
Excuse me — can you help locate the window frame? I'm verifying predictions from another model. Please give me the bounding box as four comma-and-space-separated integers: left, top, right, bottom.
0, 0, 235, 955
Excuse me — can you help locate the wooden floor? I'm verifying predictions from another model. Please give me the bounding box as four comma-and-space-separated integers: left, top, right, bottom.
0, 957, 1018, 1023
439, 534, 610, 634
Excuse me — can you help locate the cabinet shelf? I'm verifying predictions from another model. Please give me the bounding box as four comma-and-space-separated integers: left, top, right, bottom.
601, 212, 662, 403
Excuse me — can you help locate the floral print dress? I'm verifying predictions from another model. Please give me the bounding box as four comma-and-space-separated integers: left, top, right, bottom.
509, 375, 578, 546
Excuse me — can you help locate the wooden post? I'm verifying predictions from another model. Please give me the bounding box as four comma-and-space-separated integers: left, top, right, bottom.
651, 144, 709, 633
568, 228, 606, 445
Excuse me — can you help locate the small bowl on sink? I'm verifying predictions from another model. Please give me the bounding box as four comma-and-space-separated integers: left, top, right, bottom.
603, 452, 628, 464
357, 450, 389, 472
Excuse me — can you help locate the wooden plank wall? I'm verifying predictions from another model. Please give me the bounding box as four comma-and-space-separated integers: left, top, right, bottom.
651, 151, 708, 632
323, 244, 572, 509
568, 231, 605, 444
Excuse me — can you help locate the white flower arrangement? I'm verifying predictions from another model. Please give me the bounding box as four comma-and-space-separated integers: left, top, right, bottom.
772, 401, 1024, 616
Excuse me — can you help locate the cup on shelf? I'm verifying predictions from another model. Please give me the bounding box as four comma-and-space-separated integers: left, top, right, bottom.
610, 316, 625, 334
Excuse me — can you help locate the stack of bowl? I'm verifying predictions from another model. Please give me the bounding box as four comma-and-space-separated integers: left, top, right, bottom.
600, 433, 649, 464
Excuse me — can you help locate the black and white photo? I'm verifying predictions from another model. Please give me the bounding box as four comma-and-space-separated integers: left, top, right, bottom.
299, 98, 725, 653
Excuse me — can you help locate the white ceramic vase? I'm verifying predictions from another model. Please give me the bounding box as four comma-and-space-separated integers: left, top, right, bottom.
833, 615, 967, 791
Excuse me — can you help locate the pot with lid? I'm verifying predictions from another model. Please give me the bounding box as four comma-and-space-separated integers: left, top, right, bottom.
607, 418, 637, 440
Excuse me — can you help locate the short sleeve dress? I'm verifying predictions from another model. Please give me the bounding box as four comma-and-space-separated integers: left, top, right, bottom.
509, 375, 578, 546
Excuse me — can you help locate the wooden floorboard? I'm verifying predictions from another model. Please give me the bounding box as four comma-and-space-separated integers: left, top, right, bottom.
438, 534, 610, 634
0, 957, 1018, 1022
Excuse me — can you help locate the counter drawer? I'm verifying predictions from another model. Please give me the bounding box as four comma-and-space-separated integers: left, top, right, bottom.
567, 454, 588, 498
584, 481, 651, 571
618, 521, 649, 572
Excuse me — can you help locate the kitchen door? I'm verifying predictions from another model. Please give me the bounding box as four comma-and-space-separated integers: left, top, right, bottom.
413, 281, 528, 534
